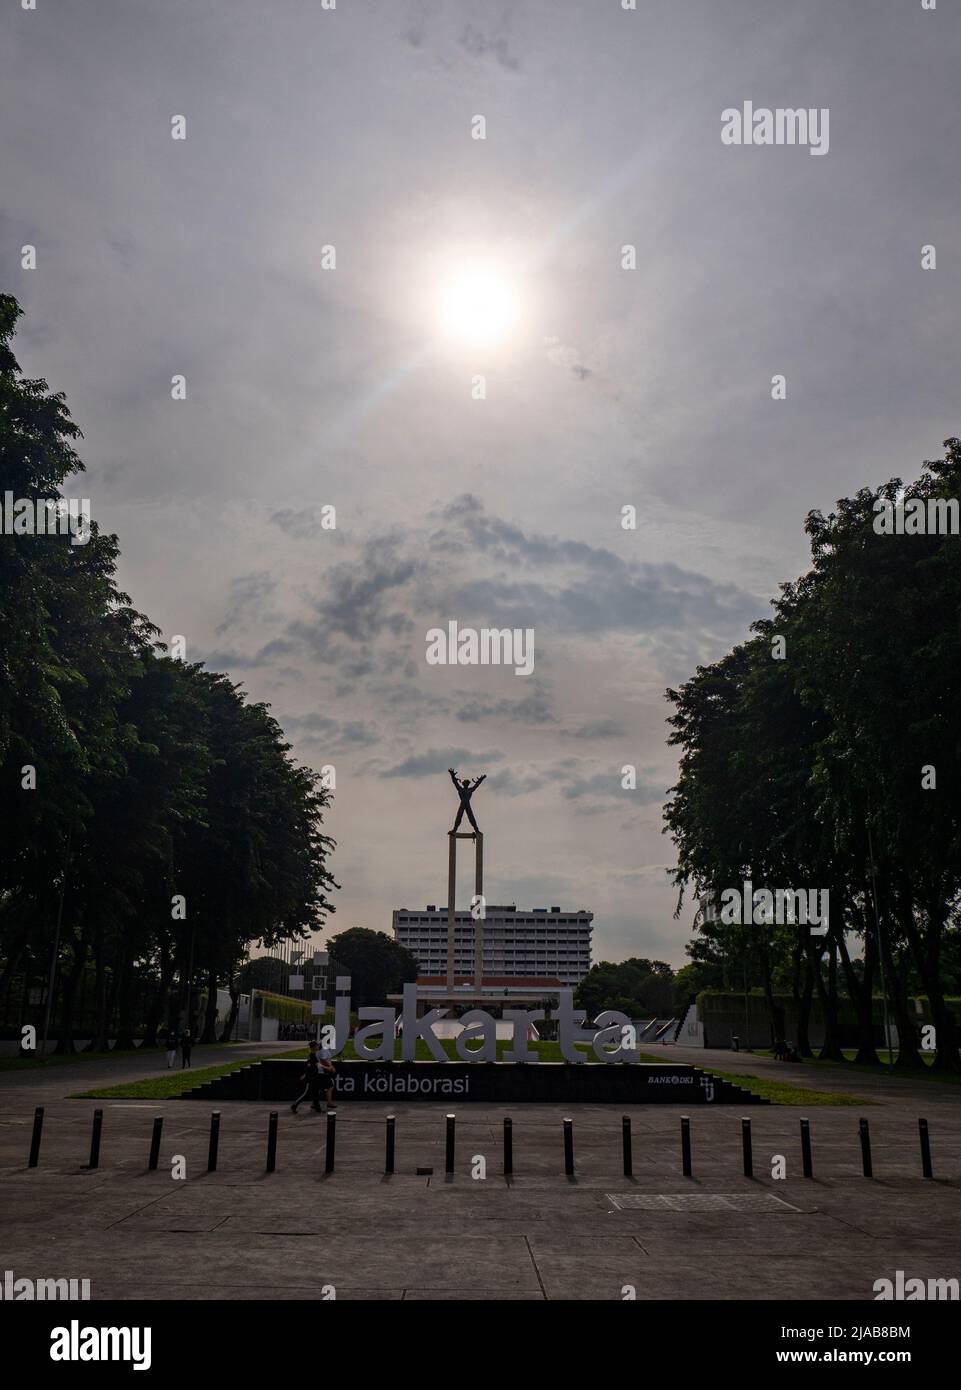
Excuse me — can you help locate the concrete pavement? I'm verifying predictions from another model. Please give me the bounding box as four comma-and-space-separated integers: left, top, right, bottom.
1, 1051, 959, 1300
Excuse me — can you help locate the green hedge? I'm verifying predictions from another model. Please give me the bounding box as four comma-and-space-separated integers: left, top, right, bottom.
696, 992, 961, 1025
257, 992, 313, 1022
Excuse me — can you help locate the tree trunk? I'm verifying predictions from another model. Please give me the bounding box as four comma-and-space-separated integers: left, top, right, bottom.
902, 892, 961, 1072
85, 929, 110, 1052
55, 931, 89, 1054
759, 938, 785, 1049
814, 937, 846, 1061
113, 945, 137, 1050
887, 950, 923, 1070
796, 954, 815, 1057
200, 970, 219, 1043
839, 919, 880, 1066
142, 941, 176, 1046
219, 972, 240, 1042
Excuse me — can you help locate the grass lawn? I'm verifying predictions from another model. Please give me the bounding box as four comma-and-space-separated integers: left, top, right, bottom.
706, 1069, 868, 1106
753, 1049, 961, 1086
0, 1040, 259, 1073
71, 1050, 307, 1099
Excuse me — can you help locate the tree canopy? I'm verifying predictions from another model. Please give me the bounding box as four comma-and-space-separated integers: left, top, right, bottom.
324, 928, 419, 1009
666, 439, 961, 1069
0, 295, 338, 1049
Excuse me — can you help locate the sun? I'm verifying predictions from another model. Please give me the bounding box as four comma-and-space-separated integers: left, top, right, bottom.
436, 262, 518, 348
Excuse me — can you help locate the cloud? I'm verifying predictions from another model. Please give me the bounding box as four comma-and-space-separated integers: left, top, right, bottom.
562, 718, 627, 739
455, 684, 556, 725
380, 747, 505, 779
195, 637, 297, 671
270, 507, 329, 540
278, 711, 382, 751
459, 24, 519, 71
559, 769, 666, 805
215, 572, 277, 636
309, 535, 416, 641
300, 496, 759, 658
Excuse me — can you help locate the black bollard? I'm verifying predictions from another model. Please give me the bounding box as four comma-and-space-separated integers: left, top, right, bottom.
88, 1109, 103, 1170
919, 1118, 933, 1180
324, 1109, 336, 1174
207, 1111, 221, 1172
859, 1118, 873, 1178
800, 1118, 813, 1178
503, 1118, 513, 1177
445, 1114, 456, 1175
563, 1117, 574, 1177
148, 1116, 163, 1171
741, 1117, 753, 1178
622, 1116, 633, 1177
385, 1115, 396, 1175
266, 1112, 278, 1173
28, 1107, 44, 1169
681, 1115, 692, 1177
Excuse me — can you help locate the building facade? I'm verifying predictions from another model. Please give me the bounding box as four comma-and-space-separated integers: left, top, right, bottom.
393, 904, 593, 988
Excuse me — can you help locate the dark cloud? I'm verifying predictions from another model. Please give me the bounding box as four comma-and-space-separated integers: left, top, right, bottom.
310, 537, 416, 641
562, 718, 627, 739
296, 497, 760, 662
196, 638, 297, 671
270, 507, 329, 540
459, 24, 519, 71
280, 712, 382, 750
559, 769, 667, 806
380, 747, 504, 779
455, 684, 556, 726
215, 572, 276, 636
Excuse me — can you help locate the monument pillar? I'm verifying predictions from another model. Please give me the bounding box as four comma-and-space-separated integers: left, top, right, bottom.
444, 768, 487, 993
474, 832, 484, 990
446, 830, 484, 990
447, 831, 457, 990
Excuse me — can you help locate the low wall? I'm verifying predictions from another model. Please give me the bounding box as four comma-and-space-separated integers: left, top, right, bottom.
185, 1059, 769, 1105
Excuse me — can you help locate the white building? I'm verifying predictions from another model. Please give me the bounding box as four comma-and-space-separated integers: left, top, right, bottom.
392, 904, 593, 989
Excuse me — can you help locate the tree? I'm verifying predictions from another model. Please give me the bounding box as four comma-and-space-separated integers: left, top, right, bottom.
0, 295, 339, 1049
666, 439, 961, 1070
575, 958, 675, 1019
323, 928, 419, 1009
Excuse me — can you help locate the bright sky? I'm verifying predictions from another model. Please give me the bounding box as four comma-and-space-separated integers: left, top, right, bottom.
2, 0, 958, 966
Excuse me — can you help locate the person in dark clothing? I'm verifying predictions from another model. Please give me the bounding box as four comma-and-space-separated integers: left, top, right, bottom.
164, 1027, 178, 1069
181, 1028, 193, 1068
318, 1047, 337, 1110
291, 1041, 323, 1113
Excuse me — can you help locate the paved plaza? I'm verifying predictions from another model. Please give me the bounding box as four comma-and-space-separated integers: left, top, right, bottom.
1, 1046, 959, 1301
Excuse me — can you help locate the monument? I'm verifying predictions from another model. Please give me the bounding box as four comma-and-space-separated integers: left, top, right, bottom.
446, 767, 485, 990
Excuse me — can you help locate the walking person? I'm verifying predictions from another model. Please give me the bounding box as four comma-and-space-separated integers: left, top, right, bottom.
291, 1041, 323, 1114
318, 1045, 337, 1111
180, 1027, 193, 1068
164, 1026, 178, 1069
